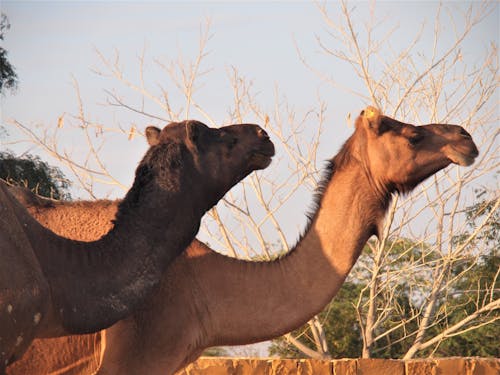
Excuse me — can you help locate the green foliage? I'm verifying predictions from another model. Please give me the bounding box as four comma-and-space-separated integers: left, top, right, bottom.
464, 188, 499, 249
428, 262, 499, 357
429, 322, 499, 357
425, 191, 499, 358
316, 283, 365, 358
0, 13, 18, 94
417, 252, 499, 357
202, 347, 228, 357
0, 151, 71, 200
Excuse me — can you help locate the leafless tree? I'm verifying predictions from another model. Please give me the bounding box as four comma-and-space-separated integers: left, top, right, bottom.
290, 0, 499, 359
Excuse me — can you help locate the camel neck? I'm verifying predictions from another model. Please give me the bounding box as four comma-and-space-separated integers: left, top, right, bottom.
11, 188, 202, 336
199, 163, 388, 346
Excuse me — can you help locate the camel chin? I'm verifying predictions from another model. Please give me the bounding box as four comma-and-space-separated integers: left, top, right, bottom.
249, 152, 274, 170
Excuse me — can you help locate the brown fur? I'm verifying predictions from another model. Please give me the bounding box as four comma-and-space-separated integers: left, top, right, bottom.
0, 120, 274, 370
7, 107, 478, 375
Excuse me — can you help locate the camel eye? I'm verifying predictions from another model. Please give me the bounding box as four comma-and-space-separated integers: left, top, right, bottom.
409, 134, 423, 146
221, 133, 238, 149
460, 128, 472, 139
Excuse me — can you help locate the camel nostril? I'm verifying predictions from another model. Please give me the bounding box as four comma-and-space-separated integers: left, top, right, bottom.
258, 128, 269, 139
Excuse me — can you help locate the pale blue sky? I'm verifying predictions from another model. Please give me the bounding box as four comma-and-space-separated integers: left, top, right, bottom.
2, 2, 497, 192
1, 1, 497, 214
2, 2, 497, 157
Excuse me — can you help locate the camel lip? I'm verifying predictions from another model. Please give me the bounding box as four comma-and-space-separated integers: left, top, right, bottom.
256, 155, 273, 170
249, 145, 275, 170
445, 140, 479, 166
254, 149, 275, 158
251, 152, 274, 165
254, 140, 276, 158
457, 155, 477, 167
448, 150, 478, 166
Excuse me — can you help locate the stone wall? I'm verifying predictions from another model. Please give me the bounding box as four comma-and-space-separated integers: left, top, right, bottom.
177, 357, 499, 374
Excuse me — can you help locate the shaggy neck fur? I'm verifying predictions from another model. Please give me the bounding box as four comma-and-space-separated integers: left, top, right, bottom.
6, 142, 210, 336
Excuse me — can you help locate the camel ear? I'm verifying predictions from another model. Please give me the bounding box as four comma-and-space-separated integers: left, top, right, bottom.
145, 126, 161, 146
358, 106, 385, 135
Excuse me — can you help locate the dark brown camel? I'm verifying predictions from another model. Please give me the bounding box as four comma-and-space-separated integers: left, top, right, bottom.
6, 107, 478, 374
0, 120, 275, 370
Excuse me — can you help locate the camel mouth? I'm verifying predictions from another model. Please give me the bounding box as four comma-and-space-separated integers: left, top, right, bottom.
251, 153, 273, 169
250, 142, 275, 169
447, 148, 478, 166
452, 154, 477, 167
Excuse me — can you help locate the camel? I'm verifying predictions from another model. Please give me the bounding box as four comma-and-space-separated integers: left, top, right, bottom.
0, 120, 275, 369
6, 107, 479, 375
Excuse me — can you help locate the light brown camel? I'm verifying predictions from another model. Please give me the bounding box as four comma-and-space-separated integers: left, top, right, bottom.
0, 120, 275, 370
6, 107, 478, 375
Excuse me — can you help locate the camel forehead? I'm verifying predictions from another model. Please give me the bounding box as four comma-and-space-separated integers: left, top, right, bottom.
159, 121, 190, 141
159, 120, 217, 143
223, 123, 264, 136
375, 118, 462, 142
379, 116, 417, 133
159, 121, 263, 142
380, 116, 460, 133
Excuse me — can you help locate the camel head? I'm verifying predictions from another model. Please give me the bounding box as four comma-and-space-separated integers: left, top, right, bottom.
351, 106, 479, 195
133, 120, 275, 209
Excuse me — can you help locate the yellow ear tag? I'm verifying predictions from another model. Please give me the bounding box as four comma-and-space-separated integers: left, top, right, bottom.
365, 106, 378, 120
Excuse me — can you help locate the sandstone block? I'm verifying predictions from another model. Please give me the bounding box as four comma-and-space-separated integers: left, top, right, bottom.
469, 357, 500, 375
434, 357, 472, 375
333, 359, 357, 375
405, 358, 437, 375
357, 358, 404, 375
